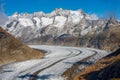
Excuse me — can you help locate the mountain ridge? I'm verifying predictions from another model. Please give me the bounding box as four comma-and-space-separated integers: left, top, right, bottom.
2, 9, 120, 51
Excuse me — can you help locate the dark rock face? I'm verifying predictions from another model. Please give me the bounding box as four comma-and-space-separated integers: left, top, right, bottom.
0, 32, 7, 38
97, 60, 120, 80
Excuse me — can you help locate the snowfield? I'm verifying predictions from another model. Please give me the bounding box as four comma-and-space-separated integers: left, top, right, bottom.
0, 45, 109, 80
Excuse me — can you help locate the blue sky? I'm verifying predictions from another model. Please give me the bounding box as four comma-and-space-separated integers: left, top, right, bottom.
0, 0, 120, 19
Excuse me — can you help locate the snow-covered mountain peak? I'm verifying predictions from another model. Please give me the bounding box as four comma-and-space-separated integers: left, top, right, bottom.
2, 8, 114, 43
9, 8, 97, 21
33, 11, 45, 17
11, 12, 19, 18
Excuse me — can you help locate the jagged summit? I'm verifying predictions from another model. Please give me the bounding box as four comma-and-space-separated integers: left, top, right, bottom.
9, 8, 96, 19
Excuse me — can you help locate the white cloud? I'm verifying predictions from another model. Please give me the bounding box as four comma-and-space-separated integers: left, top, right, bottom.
90, 14, 98, 20
0, 2, 8, 26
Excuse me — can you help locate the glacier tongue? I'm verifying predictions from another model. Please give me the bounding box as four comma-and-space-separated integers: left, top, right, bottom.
0, 45, 109, 80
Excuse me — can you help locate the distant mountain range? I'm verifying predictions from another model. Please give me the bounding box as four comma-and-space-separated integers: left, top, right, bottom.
2, 8, 120, 51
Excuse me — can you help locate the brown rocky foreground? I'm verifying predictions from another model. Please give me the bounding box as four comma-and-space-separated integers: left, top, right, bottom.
73, 48, 120, 80
0, 27, 44, 64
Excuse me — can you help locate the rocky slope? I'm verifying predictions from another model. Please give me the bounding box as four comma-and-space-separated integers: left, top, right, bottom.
0, 27, 43, 64
73, 48, 120, 80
